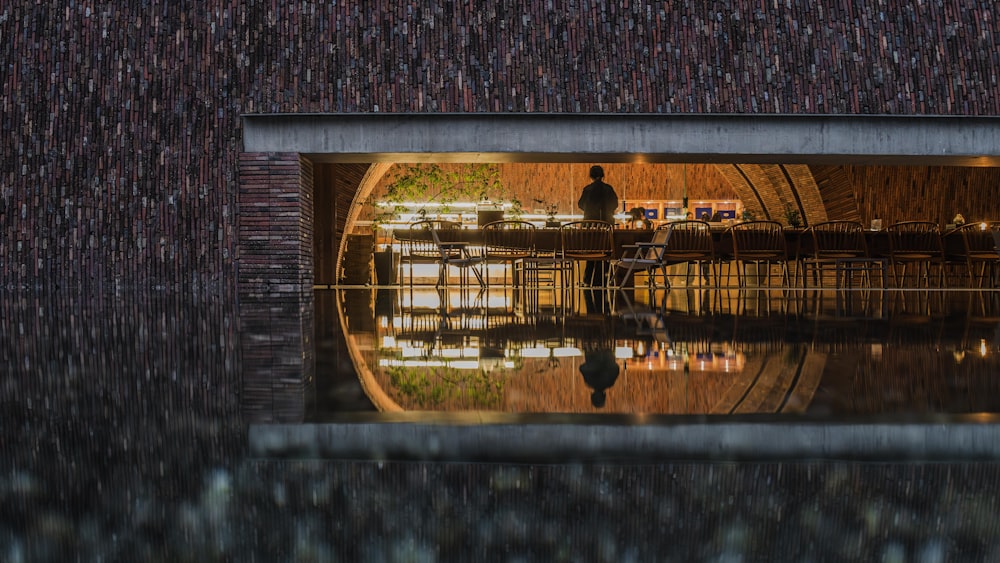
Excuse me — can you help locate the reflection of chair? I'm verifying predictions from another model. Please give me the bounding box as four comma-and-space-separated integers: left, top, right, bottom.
398, 220, 462, 288
661, 220, 717, 287
952, 222, 999, 288
726, 221, 790, 287
609, 225, 672, 289
560, 220, 615, 286
886, 221, 945, 288
801, 220, 886, 288
520, 230, 573, 314
482, 220, 536, 287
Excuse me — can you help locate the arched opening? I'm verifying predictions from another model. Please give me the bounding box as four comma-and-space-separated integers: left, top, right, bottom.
238, 113, 1000, 422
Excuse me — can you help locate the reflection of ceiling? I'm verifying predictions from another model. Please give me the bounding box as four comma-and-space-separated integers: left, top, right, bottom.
334, 288, 1000, 416
362, 342, 823, 415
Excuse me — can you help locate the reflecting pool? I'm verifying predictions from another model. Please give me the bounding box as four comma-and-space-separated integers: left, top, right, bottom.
319, 287, 1000, 418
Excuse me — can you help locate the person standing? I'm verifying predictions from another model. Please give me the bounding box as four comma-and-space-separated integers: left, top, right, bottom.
577, 165, 619, 285
578, 165, 619, 223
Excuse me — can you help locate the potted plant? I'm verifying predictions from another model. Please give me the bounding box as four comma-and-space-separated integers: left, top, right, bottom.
783, 202, 802, 228
534, 199, 561, 227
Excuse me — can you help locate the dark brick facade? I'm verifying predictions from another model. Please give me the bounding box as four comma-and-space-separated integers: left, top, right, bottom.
3, 1, 999, 288
3, 2, 998, 420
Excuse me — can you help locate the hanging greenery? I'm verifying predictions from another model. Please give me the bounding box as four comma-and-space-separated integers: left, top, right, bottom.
374, 163, 521, 226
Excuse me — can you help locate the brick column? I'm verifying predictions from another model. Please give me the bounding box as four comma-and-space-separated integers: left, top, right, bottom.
237, 152, 314, 422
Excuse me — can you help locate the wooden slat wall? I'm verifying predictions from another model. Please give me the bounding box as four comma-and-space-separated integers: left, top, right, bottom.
846, 165, 1000, 226
313, 163, 372, 285
810, 165, 862, 222
361, 163, 739, 219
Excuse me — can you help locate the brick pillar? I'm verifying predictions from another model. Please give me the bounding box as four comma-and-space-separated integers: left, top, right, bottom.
237, 152, 314, 422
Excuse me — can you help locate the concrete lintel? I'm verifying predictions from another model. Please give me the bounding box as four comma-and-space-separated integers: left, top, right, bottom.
248, 414, 1000, 463
242, 113, 1000, 165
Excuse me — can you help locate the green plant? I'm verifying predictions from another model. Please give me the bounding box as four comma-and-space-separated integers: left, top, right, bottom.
534, 199, 559, 222
387, 365, 505, 409
783, 203, 802, 228
373, 163, 514, 227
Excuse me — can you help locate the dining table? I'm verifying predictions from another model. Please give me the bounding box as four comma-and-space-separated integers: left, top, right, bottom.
394, 224, 995, 288
396, 227, 658, 257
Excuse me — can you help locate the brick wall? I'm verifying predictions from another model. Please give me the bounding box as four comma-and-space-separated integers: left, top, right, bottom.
238, 153, 314, 422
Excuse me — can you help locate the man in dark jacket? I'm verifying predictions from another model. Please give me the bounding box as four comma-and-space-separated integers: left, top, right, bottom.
577, 165, 619, 285
577, 165, 619, 223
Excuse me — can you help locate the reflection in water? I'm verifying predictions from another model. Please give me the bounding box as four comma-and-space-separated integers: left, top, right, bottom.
579, 348, 620, 408
321, 286, 1000, 417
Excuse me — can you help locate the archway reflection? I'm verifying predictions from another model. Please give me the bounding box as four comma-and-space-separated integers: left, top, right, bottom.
318, 287, 1000, 418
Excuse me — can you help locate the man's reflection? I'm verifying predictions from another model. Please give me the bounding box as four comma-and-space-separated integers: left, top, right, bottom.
583, 288, 610, 314
579, 348, 620, 408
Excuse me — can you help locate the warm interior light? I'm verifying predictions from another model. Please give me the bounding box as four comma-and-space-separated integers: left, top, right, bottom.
980, 339, 988, 357
400, 346, 424, 358
520, 346, 551, 358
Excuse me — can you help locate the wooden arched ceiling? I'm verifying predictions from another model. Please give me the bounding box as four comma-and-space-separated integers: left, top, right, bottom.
712, 164, 834, 225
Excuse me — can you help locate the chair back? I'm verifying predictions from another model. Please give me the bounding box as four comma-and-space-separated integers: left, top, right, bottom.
635, 225, 672, 261
886, 221, 942, 257
957, 222, 999, 256
727, 221, 787, 260
482, 220, 536, 261
809, 220, 868, 258
399, 219, 461, 260
560, 220, 614, 260
664, 220, 714, 259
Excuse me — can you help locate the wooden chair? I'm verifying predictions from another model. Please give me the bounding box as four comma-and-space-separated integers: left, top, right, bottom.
885, 221, 946, 288
952, 222, 1000, 288
801, 220, 886, 288
559, 220, 615, 287
726, 221, 790, 287
482, 219, 536, 288
660, 220, 717, 288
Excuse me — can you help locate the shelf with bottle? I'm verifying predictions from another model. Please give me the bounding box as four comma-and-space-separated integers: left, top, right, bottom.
620, 199, 743, 226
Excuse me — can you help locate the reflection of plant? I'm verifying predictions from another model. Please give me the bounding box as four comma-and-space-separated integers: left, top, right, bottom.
374, 163, 517, 227
783, 203, 802, 228
387, 365, 505, 409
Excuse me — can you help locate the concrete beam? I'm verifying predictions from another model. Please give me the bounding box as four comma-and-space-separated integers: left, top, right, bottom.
243, 113, 1000, 166
248, 413, 1000, 463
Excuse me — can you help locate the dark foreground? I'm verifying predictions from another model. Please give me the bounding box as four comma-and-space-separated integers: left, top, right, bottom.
4, 287, 1000, 560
